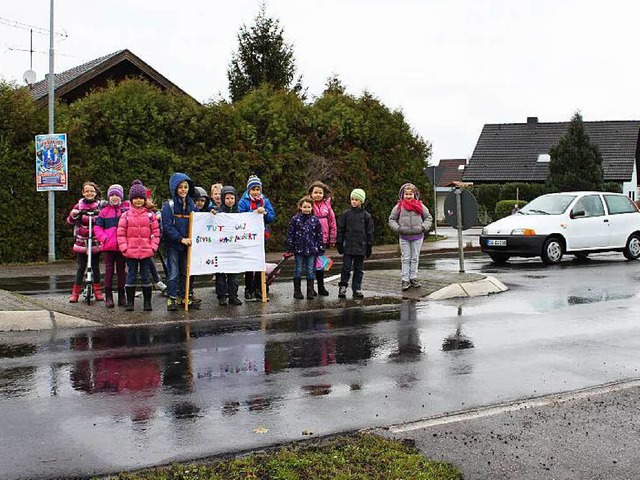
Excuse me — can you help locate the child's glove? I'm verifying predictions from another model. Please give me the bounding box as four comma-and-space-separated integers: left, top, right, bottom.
337, 244, 344, 255
366, 245, 372, 258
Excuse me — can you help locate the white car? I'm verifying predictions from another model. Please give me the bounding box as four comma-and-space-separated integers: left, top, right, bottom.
480, 191, 640, 265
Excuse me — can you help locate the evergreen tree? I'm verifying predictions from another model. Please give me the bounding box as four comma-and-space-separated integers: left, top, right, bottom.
227, 3, 303, 102
546, 112, 604, 192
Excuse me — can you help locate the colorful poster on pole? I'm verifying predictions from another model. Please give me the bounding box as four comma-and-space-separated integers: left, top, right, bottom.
35, 133, 68, 191
189, 212, 265, 275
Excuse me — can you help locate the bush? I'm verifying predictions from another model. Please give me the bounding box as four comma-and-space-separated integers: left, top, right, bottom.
0, 80, 432, 262
495, 200, 528, 219
468, 183, 546, 222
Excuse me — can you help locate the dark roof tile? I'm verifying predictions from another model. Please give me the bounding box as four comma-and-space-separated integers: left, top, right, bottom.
463, 120, 640, 182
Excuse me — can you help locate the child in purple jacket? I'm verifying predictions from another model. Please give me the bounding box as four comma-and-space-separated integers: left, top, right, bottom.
286, 196, 324, 300
95, 184, 129, 307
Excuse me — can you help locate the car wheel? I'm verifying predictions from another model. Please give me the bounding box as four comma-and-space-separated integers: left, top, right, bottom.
541, 237, 564, 265
489, 253, 510, 264
574, 252, 589, 260
623, 233, 640, 260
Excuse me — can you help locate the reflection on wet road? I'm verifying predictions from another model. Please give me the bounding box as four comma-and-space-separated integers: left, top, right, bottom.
3, 253, 640, 478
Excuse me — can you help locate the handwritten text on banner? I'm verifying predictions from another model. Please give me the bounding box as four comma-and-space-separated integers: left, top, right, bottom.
189, 212, 265, 274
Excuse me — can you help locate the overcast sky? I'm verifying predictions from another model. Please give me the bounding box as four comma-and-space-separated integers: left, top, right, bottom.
2, 0, 639, 164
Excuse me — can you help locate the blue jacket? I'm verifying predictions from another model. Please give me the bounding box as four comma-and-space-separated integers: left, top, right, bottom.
161, 173, 196, 252
237, 190, 276, 238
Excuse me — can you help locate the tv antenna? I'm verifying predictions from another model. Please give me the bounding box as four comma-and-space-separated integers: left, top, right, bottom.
0, 16, 68, 86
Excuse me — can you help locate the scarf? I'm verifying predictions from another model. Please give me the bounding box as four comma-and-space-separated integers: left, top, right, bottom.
399, 199, 424, 215
249, 196, 265, 211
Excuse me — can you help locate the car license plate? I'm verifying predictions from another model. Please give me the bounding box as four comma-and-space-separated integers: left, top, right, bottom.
487, 239, 507, 246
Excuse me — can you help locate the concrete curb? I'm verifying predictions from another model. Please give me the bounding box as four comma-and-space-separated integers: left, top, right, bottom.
0, 310, 101, 331
426, 275, 508, 300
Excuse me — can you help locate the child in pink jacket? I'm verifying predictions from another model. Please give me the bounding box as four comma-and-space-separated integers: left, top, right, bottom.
308, 181, 337, 296
95, 184, 129, 308
117, 180, 160, 312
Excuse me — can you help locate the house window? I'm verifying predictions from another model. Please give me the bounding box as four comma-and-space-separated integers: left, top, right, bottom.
457, 165, 465, 171
537, 154, 551, 163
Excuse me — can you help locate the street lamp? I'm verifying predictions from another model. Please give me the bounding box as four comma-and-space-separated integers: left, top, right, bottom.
432, 165, 437, 237
47, 0, 56, 262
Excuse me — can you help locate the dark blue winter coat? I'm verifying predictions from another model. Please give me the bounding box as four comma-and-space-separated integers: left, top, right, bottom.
161, 173, 196, 252
286, 213, 325, 256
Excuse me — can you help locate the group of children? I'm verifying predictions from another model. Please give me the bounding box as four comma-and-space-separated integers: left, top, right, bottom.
67, 173, 433, 312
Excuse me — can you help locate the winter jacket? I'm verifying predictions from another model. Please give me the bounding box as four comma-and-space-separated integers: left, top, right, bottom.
67, 198, 103, 254
161, 173, 196, 252
117, 207, 160, 259
336, 207, 374, 256
313, 198, 337, 246
286, 213, 325, 256
388, 203, 432, 240
237, 190, 276, 238
95, 201, 130, 252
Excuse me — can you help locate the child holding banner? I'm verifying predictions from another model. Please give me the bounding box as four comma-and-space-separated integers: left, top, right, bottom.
336, 189, 374, 299
237, 175, 276, 300
214, 186, 243, 306
161, 172, 201, 311
308, 180, 337, 296
286, 196, 325, 300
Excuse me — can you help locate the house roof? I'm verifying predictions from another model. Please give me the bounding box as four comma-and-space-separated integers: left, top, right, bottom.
463, 118, 640, 183
435, 159, 467, 187
30, 49, 195, 106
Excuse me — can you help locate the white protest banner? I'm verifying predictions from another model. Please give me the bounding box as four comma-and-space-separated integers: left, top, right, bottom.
189, 212, 265, 275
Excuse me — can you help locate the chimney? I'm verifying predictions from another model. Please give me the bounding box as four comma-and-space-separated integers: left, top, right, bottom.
527, 116, 538, 125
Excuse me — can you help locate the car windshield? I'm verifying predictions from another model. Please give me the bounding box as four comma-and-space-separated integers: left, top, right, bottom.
519, 194, 576, 215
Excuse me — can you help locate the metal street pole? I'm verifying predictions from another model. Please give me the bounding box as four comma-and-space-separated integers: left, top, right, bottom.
455, 188, 465, 273
432, 165, 438, 237
47, 0, 56, 262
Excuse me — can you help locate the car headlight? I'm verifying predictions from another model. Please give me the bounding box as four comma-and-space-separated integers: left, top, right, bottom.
511, 228, 536, 236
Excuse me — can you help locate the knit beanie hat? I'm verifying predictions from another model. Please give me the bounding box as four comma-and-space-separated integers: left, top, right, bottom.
221, 185, 237, 203
194, 186, 208, 200
247, 175, 262, 191
129, 180, 147, 200
350, 188, 366, 203
399, 182, 419, 200
107, 184, 124, 200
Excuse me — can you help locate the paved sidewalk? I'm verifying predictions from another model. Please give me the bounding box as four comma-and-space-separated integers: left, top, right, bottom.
0, 228, 497, 331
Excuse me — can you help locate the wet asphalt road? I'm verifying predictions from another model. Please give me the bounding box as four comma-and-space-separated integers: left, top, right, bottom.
3, 253, 640, 478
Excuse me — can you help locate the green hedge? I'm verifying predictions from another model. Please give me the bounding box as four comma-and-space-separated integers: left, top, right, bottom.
0, 80, 431, 263
495, 200, 528, 219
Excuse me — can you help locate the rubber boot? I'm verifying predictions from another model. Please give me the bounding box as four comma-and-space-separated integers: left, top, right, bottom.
93, 283, 104, 301
117, 288, 126, 307
104, 288, 114, 308
316, 270, 329, 296
125, 286, 136, 311
306, 278, 315, 300
142, 286, 153, 311
293, 278, 304, 299
69, 284, 82, 303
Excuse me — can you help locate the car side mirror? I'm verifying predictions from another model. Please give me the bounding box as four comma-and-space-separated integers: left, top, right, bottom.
570, 209, 585, 219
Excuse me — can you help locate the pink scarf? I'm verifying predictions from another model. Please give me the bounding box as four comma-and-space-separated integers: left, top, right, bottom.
398, 199, 423, 215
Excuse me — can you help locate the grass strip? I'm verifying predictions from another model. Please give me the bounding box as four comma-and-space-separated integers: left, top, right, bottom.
106, 433, 461, 480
